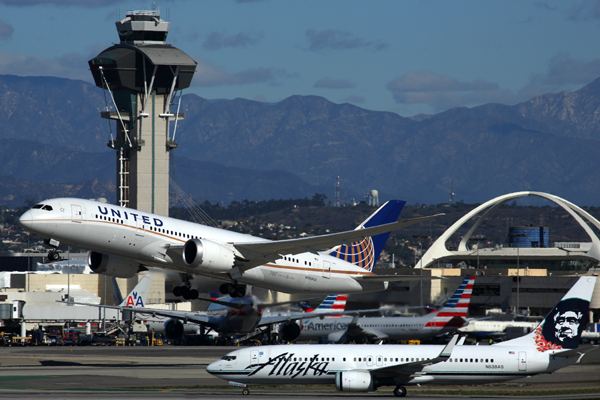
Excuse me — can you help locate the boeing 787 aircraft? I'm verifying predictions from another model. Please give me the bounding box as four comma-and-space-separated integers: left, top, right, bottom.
20, 198, 440, 299
208, 276, 597, 397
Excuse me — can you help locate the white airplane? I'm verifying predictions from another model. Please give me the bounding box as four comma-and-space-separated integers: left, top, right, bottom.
208, 276, 597, 397
459, 318, 538, 338
280, 275, 475, 343
19, 198, 441, 299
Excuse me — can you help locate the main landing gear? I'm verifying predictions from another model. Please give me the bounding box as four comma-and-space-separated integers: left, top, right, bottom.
172, 285, 199, 300
393, 385, 407, 397
220, 282, 246, 298
173, 274, 199, 300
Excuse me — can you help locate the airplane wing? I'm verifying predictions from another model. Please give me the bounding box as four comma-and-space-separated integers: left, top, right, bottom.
369, 335, 458, 380
352, 274, 443, 282
232, 214, 444, 271
57, 300, 220, 329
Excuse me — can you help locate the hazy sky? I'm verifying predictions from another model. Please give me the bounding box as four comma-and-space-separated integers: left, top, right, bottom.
1, 0, 600, 116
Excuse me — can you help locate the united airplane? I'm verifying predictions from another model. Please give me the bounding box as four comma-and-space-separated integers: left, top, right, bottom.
20, 198, 440, 299
279, 275, 475, 343
208, 276, 597, 397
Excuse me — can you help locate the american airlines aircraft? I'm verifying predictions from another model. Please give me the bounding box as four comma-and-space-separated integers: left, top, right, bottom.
208, 276, 597, 397
19, 198, 440, 299
280, 275, 475, 343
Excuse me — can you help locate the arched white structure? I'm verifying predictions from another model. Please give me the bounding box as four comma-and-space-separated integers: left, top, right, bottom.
418, 191, 600, 268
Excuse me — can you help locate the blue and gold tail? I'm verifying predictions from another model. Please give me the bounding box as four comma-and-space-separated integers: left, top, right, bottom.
328, 200, 406, 272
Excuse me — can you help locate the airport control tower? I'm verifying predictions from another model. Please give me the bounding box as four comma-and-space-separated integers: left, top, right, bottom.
88, 8, 197, 216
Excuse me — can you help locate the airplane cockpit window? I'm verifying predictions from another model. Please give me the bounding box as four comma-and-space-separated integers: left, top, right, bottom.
221, 355, 237, 361
33, 204, 53, 211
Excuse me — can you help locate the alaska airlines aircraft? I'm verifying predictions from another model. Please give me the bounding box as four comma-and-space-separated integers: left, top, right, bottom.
280, 275, 475, 343
208, 276, 597, 397
20, 198, 440, 299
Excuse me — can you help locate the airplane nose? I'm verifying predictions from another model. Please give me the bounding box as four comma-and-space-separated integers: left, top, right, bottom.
19, 211, 33, 230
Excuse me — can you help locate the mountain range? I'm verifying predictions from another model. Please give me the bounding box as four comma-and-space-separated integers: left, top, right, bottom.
2, 74, 600, 207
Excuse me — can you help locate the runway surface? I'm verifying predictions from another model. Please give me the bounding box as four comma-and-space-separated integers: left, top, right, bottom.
0, 345, 598, 399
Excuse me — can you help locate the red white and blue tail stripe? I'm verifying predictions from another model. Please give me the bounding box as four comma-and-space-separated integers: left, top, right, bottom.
425, 275, 474, 328
315, 294, 348, 317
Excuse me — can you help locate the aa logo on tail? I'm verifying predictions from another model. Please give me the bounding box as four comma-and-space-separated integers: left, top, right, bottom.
125, 291, 145, 307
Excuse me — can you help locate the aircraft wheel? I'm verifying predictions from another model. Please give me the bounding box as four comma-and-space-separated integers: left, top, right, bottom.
219, 283, 230, 295
181, 287, 191, 300
173, 286, 183, 297
393, 386, 407, 397
48, 250, 60, 261
189, 289, 199, 300
242, 388, 250, 395
235, 286, 246, 297
226, 284, 238, 298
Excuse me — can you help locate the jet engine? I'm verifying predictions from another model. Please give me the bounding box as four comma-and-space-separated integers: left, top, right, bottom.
335, 370, 374, 392
278, 321, 301, 342
163, 319, 184, 340
183, 239, 235, 273
88, 252, 141, 278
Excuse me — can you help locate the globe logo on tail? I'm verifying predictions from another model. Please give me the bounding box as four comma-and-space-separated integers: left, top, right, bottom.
328, 236, 375, 272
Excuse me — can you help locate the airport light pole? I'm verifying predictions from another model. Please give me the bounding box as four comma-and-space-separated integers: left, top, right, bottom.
413, 234, 429, 307
470, 235, 487, 269
510, 233, 527, 314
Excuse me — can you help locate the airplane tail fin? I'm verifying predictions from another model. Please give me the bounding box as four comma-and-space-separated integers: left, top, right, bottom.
118, 274, 152, 307
425, 275, 475, 328
112, 277, 124, 306
497, 276, 596, 352
327, 200, 406, 272
314, 294, 348, 317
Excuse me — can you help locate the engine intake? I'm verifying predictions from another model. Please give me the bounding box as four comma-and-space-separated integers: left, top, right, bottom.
163, 319, 184, 340
278, 321, 301, 342
88, 252, 140, 278
335, 370, 374, 392
183, 239, 235, 273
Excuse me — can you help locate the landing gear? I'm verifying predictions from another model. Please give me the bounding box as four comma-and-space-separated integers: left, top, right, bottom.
242, 388, 250, 395
172, 286, 199, 300
220, 283, 246, 298
47, 250, 60, 262
393, 385, 407, 397
173, 274, 198, 300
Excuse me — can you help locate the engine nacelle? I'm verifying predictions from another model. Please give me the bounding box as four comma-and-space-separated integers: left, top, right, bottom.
335, 370, 374, 392
88, 252, 140, 278
183, 239, 235, 273
163, 319, 184, 340
278, 321, 301, 342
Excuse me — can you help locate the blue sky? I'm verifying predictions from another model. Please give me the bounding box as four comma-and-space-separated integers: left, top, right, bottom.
1, 0, 600, 116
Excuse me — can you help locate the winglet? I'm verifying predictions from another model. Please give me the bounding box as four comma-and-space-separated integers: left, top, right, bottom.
439, 334, 458, 359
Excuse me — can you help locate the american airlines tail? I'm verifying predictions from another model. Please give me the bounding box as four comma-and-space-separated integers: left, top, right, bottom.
314, 294, 348, 317
114, 274, 153, 308
497, 276, 596, 352
327, 200, 406, 272
425, 275, 475, 329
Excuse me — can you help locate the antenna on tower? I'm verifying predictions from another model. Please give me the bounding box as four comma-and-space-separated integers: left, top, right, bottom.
334, 176, 340, 207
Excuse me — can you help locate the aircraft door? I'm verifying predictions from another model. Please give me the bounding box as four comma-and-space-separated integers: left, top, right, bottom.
366, 355, 373, 367
518, 351, 527, 371
376, 356, 383, 366
135, 219, 145, 237
71, 205, 82, 223
250, 350, 259, 365
322, 260, 331, 279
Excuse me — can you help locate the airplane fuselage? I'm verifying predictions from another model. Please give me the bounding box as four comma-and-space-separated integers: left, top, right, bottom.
20, 198, 387, 294
298, 314, 457, 341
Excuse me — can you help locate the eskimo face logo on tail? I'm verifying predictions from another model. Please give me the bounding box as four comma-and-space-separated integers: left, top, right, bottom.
328, 237, 375, 272
535, 298, 589, 351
